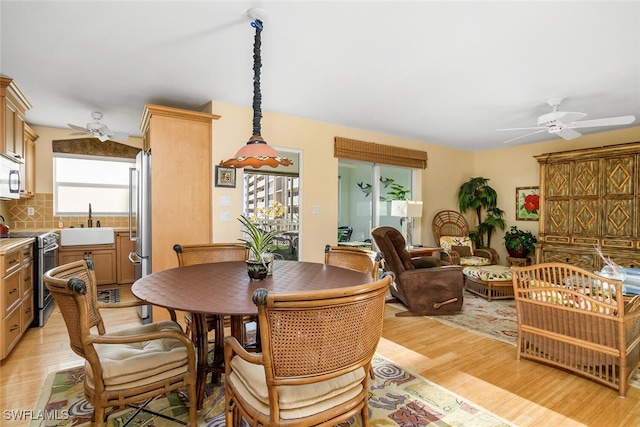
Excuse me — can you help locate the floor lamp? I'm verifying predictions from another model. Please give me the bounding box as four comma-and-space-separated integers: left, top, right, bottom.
391, 200, 423, 248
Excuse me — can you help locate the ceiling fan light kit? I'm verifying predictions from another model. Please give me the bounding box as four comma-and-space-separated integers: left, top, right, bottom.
68, 111, 129, 142
219, 8, 292, 169
498, 98, 636, 144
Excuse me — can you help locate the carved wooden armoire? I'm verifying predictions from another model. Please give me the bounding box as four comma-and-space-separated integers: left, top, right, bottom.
535, 141, 640, 269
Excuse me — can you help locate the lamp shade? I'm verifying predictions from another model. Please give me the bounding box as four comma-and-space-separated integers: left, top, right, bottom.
391, 200, 423, 218
219, 136, 292, 169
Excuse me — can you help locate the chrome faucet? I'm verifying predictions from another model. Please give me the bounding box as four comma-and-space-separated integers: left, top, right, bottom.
88, 203, 93, 228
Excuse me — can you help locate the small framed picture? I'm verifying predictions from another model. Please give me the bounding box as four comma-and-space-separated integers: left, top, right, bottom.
215, 165, 236, 188
516, 186, 540, 221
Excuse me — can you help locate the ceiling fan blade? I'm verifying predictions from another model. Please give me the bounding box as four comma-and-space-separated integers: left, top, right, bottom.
100, 125, 114, 136
503, 129, 547, 144
557, 128, 582, 140
569, 115, 636, 129
68, 123, 89, 132
69, 131, 88, 136
97, 133, 110, 142
497, 126, 546, 132
557, 112, 587, 123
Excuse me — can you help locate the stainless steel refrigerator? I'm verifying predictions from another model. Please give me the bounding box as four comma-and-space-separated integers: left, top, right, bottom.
129, 150, 152, 324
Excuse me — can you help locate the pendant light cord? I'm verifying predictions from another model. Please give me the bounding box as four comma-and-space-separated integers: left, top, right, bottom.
251, 20, 263, 139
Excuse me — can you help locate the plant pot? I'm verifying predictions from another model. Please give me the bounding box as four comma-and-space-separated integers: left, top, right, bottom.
507, 246, 529, 258
246, 260, 269, 280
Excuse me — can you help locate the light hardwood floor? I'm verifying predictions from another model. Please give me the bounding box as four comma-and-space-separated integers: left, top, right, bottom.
2, 289, 640, 426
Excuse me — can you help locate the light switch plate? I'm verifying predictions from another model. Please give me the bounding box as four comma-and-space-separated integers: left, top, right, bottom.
220, 211, 231, 222
220, 196, 231, 207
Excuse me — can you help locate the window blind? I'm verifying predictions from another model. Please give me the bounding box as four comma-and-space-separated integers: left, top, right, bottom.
334, 137, 428, 169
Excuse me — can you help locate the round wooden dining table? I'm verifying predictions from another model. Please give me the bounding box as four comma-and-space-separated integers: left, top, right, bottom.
131, 260, 375, 409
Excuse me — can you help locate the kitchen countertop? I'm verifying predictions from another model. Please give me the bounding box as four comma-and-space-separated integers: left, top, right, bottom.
0, 237, 36, 253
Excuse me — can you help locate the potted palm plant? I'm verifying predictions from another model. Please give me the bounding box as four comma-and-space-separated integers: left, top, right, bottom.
503, 225, 537, 258
238, 214, 281, 280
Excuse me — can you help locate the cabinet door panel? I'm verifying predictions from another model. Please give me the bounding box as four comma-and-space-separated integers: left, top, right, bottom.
604, 155, 634, 195
546, 163, 571, 197
571, 160, 599, 197
571, 199, 600, 236
545, 200, 570, 235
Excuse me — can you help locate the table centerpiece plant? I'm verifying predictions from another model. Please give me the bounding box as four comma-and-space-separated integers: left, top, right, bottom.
503, 225, 537, 258
238, 214, 281, 280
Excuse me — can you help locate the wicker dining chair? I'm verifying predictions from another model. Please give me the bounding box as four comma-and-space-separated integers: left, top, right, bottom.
173, 242, 255, 389
224, 273, 393, 426
324, 244, 382, 279
173, 242, 251, 340
43, 259, 197, 427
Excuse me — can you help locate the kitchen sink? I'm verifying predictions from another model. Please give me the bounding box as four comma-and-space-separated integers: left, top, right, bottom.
59, 227, 115, 246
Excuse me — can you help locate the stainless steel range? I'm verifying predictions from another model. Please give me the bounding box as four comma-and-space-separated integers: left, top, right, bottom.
8, 231, 59, 327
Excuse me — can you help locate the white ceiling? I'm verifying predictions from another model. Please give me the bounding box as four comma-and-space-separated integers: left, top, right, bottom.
2, 1, 639, 152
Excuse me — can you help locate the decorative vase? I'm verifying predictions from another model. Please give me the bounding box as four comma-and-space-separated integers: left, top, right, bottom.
246, 260, 269, 280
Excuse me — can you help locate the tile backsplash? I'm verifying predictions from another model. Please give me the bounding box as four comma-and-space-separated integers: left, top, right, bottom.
6, 193, 130, 229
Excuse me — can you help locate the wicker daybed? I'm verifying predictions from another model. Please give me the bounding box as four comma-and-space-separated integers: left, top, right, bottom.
511, 262, 640, 397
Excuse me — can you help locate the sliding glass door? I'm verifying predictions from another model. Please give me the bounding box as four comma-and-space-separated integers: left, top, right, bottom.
338, 160, 413, 243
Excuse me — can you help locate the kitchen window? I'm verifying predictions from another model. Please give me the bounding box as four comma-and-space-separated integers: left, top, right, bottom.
53, 154, 134, 215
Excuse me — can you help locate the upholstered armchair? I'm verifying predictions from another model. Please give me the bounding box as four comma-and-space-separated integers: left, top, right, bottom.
371, 226, 464, 315
431, 210, 498, 266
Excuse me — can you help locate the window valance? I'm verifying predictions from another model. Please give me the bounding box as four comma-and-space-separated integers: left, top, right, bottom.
334, 137, 428, 169
52, 138, 139, 159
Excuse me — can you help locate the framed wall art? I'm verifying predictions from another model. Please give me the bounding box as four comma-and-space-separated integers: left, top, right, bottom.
516, 186, 540, 221
215, 165, 236, 188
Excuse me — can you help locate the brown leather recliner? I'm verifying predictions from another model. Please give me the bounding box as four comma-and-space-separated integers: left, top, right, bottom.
371, 226, 464, 316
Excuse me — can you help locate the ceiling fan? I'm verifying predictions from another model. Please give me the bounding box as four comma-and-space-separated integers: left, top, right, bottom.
68, 112, 129, 142
497, 98, 636, 144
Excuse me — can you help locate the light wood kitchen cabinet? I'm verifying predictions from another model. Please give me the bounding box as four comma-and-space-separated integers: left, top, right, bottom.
0, 77, 31, 163
116, 232, 136, 284
1, 241, 34, 360
140, 104, 219, 274
20, 124, 37, 198
58, 244, 117, 286
535, 142, 640, 269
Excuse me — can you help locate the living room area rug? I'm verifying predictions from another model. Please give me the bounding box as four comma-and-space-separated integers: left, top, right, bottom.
31, 354, 515, 426
391, 291, 640, 389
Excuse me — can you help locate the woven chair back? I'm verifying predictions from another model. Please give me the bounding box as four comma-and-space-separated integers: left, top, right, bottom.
43, 259, 103, 359
173, 243, 249, 266
323, 245, 382, 279
431, 210, 470, 243
254, 274, 392, 382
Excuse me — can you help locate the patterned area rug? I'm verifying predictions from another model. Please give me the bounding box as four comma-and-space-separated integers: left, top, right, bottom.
31, 354, 514, 426
392, 291, 640, 388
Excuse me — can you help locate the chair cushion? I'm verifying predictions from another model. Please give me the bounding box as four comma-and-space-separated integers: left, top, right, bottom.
229, 355, 365, 419
459, 256, 493, 266
451, 245, 472, 257
87, 320, 190, 389
439, 236, 473, 251
463, 265, 512, 281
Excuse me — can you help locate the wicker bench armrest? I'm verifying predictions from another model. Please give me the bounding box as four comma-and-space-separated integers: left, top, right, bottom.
442, 250, 460, 265
625, 295, 640, 315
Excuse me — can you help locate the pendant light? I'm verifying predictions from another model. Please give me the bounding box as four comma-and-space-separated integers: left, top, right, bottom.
219, 8, 292, 169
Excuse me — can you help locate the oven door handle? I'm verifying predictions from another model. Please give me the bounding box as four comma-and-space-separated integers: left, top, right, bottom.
43, 243, 59, 254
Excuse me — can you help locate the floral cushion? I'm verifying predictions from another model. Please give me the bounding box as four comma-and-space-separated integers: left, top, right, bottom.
439, 236, 473, 251
440, 236, 491, 266
463, 265, 512, 281
460, 256, 492, 266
